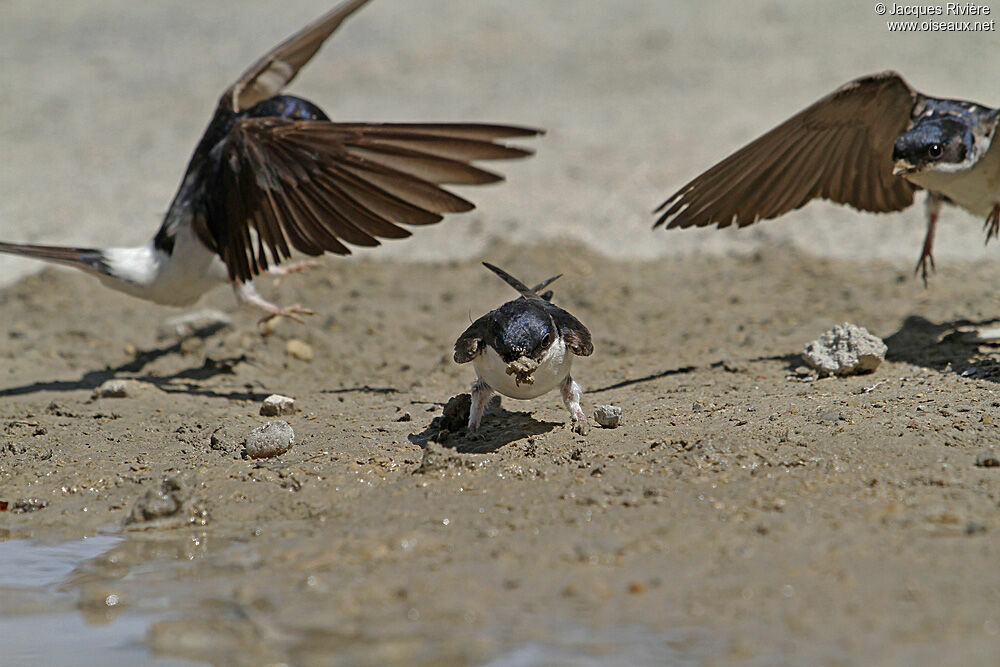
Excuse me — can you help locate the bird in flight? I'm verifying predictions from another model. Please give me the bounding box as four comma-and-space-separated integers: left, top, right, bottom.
0, 0, 540, 322
653, 71, 1000, 284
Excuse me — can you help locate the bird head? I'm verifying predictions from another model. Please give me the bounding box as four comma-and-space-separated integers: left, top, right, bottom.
891, 116, 972, 176
488, 302, 557, 364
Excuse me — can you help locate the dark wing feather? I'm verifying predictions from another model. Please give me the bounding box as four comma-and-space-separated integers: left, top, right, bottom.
211, 120, 541, 282
530, 274, 561, 302
222, 0, 372, 112
550, 306, 593, 357
482, 262, 561, 301
454, 314, 492, 363
654, 71, 922, 230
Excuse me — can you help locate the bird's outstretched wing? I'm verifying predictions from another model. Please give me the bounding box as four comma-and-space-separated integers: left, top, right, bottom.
551, 308, 592, 356
482, 262, 561, 301
654, 71, 922, 230
454, 314, 491, 363
222, 0, 372, 112
207, 121, 540, 282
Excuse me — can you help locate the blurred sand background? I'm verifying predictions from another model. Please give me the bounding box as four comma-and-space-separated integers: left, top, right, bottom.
3, 0, 1000, 286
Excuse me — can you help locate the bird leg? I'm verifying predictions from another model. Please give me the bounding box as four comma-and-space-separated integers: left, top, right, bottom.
985, 203, 1000, 246
914, 194, 942, 287
467, 379, 493, 432
560, 374, 589, 435
269, 260, 321, 287
232, 281, 316, 324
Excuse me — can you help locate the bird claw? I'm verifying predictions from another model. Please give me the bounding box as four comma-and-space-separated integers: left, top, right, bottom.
571, 419, 590, 436
984, 205, 1000, 246
913, 250, 935, 287
257, 304, 316, 326
270, 260, 321, 287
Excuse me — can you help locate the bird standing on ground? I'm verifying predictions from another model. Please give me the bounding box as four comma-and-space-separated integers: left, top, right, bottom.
0, 0, 541, 322
454, 263, 593, 435
653, 71, 1000, 284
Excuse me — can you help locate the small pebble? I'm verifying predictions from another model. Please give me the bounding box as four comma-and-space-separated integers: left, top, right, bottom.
13, 498, 47, 513
285, 339, 314, 361
158, 309, 232, 339
975, 450, 1000, 468
93, 379, 131, 399
260, 394, 297, 416
243, 420, 295, 459
594, 404, 623, 428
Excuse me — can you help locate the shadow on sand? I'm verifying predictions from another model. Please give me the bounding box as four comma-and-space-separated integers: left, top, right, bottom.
409, 393, 560, 454
0, 322, 266, 401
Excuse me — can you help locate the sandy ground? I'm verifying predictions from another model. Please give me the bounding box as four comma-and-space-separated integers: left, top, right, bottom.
4, 1, 1000, 665
2, 244, 1000, 664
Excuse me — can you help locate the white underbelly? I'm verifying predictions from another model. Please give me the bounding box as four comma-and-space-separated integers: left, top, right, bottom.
149, 238, 229, 306
473, 339, 572, 399
99, 226, 229, 306
908, 142, 1000, 218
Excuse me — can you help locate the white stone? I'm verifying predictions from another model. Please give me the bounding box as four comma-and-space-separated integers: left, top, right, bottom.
93, 379, 131, 398
593, 404, 623, 428
243, 420, 294, 459
260, 394, 297, 416
803, 323, 887, 377
158, 309, 233, 339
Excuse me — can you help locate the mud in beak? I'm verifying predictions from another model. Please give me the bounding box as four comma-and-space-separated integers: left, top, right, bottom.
505, 356, 538, 387
892, 159, 917, 177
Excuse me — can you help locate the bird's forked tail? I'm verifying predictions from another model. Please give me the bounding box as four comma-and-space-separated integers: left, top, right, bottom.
0, 241, 111, 276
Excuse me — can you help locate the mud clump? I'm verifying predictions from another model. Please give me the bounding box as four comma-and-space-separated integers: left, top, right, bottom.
427, 394, 472, 442
803, 323, 886, 377
506, 356, 538, 387
125, 477, 197, 529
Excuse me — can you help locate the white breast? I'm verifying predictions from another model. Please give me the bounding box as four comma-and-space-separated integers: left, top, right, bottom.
473, 337, 572, 400
907, 139, 1000, 218
100, 225, 229, 306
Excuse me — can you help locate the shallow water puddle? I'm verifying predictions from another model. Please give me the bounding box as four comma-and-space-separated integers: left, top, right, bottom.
482, 624, 722, 667
0, 533, 194, 666
0, 533, 122, 590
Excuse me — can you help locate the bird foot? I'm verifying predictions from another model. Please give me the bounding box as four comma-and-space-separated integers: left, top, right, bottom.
984, 204, 1000, 245
269, 260, 321, 287
257, 304, 316, 326
233, 281, 315, 328
913, 246, 935, 287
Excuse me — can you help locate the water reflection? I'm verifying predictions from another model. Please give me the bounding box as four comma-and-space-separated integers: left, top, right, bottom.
0, 533, 199, 666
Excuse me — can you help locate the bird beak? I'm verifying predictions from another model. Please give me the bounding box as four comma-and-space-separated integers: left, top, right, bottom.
892, 159, 916, 176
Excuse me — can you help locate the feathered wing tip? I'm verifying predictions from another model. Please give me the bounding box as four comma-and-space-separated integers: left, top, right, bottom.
652, 71, 919, 231
0, 241, 111, 276
482, 262, 560, 300
530, 274, 561, 301
209, 120, 545, 283
224, 0, 374, 112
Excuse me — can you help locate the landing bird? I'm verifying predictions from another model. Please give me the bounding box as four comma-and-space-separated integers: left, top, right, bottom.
653, 71, 1000, 284
0, 0, 541, 323
454, 263, 593, 434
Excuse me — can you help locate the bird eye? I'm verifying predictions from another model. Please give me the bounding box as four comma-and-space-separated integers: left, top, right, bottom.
541, 333, 553, 347
927, 143, 943, 159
